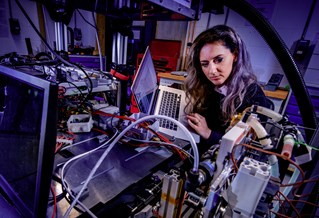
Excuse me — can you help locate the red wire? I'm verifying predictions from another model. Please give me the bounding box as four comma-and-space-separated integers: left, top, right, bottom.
55, 132, 75, 153
50, 185, 57, 218
93, 110, 186, 159
55, 142, 63, 153
92, 110, 136, 122
270, 211, 291, 218
277, 191, 301, 217
92, 127, 110, 136
65, 131, 76, 140
147, 128, 186, 160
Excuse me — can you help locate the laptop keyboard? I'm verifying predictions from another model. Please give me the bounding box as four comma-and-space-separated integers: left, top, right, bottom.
158, 91, 181, 130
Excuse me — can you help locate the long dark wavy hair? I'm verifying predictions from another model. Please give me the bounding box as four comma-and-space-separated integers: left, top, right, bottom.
184, 25, 257, 121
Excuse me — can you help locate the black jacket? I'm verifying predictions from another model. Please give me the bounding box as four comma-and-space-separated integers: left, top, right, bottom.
200, 83, 272, 152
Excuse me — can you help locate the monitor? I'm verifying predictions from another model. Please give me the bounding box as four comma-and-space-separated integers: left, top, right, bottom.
0, 65, 58, 218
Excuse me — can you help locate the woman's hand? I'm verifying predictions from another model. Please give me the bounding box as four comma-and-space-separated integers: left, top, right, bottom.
187, 113, 211, 139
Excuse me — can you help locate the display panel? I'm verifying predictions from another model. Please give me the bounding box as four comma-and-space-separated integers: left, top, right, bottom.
0, 65, 58, 218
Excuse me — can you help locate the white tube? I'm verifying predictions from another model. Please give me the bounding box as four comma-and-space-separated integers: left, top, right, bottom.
281, 134, 295, 158
254, 106, 283, 122
246, 115, 272, 148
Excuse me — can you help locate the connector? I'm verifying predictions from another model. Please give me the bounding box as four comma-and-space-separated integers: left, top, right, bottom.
184, 169, 199, 192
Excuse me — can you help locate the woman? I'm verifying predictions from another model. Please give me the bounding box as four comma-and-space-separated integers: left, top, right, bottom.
184, 25, 271, 151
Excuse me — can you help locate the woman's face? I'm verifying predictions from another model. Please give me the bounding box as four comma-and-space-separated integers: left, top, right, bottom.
199, 41, 237, 87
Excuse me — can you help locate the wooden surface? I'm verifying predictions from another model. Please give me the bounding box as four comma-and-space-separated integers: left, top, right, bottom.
262, 88, 289, 100
157, 72, 186, 82
157, 72, 289, 100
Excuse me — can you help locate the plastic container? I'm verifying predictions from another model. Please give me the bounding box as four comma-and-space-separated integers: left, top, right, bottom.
67, 114, 93, 133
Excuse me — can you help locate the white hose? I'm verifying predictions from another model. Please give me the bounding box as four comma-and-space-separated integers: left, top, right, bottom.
246, 115, 272, 148
281, 134, 295, 158
254, 106, 283, 122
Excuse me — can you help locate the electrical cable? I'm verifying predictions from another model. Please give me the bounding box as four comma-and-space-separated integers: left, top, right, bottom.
297, 140, 319, 151
50, 185, 57, 218
60, 129, 119, 218
59, 81, 84, 96
76, 9, 97, 29
15, 0, 71, 67
15, 0, 104, 87
92, 110, 185, 158
274, 193, 288, 215
60, 135, 100, 151
41, 4, 52, 54
71, 63, 93, 93
48, 184, 66, 204
231, 143, 306, 188
63, 114, 200, 218
270, 210, 291, 218
122, 135, 195, 159
301, 0, 317, 40
74, 9, 77, 29
131, 120, 187, 160
8, 0, 13, 19
74, 9, 104, 72
277, 191, 301, 217
292, 176, 319, 198
92, 110, 136, 122
224, 7, 230, 25
63, 63, 95, 109
295, 125, 318, 132
290, 199, 319, 208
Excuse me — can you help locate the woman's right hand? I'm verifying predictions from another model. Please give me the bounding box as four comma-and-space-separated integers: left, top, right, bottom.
187, 113, 211, 139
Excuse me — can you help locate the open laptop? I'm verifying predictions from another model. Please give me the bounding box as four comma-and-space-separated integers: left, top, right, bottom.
131, 46, 200, 143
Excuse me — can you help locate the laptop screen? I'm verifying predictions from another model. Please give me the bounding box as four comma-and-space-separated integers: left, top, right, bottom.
131, 47, 158, 114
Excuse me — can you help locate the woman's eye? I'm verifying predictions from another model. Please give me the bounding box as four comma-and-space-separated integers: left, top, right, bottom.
214, 57, 223, 63
201, 63, 208, 67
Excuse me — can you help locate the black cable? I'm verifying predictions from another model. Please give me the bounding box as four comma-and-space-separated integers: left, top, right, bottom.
58, 81, 84, 105
206, 13, 211, 29
72, 63, 93, 94
301, 0, 317, 39
76, 9, 97, 30
224, 7, 230, 25
14, 0, 72, 67
8, 0, 13, 18
74, 10, 77, 28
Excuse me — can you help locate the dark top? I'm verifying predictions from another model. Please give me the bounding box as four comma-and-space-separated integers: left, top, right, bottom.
199, 83, 272, 153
